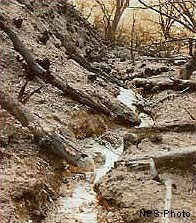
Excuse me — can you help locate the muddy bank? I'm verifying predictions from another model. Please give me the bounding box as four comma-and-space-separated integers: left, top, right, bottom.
0, 0, 136, 222
1, 0, 196, 223
96, 66, 196, 223
0, 110, 64, 222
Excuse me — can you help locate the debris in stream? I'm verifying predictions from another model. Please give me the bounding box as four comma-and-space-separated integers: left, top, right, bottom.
1, 0, 196, 223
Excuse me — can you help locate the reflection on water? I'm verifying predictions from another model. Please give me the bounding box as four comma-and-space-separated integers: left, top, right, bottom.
117, 87, 137, 112
58, 181, 97, 223
138, 113, 154, 127
92, 140, 123, 183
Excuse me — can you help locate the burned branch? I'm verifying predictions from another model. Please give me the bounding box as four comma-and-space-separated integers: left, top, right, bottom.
0, 19, 139, 126
0, 89, 94, 169
133, 77, 196, 93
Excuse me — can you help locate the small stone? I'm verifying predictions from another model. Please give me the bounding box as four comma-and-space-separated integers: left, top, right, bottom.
13, 18, 23, 28
124, 133, 141, 150
149, 134, 162, 143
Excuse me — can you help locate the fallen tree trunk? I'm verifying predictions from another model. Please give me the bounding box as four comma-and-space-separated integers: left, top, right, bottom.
132, 121, 196, 134
132, 77, 196, 93
66, 83, 140, 126
0, 19, 139, 126
126, 146, 196, 171
153, 146, 196, 169
0, 89, 94, 169
0, 17, 46, 76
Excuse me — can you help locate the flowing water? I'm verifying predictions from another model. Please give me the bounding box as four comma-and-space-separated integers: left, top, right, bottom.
45, 139, 124, 223
45, 87, 153, 223
117, 87, 154, 127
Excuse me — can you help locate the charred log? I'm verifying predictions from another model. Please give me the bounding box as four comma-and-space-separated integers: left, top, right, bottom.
0, 19, 139, 126
133, 77, 196, 93
0, 89, 94, 169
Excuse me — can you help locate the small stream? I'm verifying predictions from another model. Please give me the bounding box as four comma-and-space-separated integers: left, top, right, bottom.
45, 139, 124, 223
45, 87, 153, 223
117, 87, 154, 127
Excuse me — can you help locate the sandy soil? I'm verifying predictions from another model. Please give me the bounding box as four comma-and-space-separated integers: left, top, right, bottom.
1, 1, 196, 223
96, 64, 196, 223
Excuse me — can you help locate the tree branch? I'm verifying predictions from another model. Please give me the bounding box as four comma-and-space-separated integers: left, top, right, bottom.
0, 89, 94, 169
0, 18, 139, 126
138, 0, 196, 33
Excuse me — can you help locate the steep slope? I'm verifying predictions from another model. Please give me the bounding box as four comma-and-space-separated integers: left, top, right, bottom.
0, 1, 117, 222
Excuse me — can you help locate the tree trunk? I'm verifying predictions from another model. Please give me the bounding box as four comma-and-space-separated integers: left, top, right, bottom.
0, 19, 139, 126
108, 0, 128, 43
177, 49, 196, 79
133, 77, 196, 93
0, 89, 94, 170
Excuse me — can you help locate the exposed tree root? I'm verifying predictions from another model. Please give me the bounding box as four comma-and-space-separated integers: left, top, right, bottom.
0, 89, 94, 169
0, 19, 139, 126
133, 77, 196, 93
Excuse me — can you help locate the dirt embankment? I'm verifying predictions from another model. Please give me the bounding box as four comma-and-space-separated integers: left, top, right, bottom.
96, 60, 196, 223
1, 0, 196, 223
0, 0, 110, 222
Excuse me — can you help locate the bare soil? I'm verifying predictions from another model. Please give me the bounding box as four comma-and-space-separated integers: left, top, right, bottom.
1, 1, 196, 223
96, 68, 196, 223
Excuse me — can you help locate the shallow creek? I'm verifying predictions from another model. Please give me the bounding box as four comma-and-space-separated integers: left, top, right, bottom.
45, 88, 153, 223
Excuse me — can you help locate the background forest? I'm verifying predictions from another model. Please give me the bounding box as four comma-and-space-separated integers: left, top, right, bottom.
74, 0, 196, 56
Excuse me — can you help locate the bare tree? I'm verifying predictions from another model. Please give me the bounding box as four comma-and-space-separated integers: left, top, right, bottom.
95, 0, 129, 43
130, 10, 136, 61
157, 0, 177, 39
138, 0, 196, 34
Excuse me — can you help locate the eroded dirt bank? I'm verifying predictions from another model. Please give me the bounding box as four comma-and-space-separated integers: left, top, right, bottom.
1, 0, 196, 223
95, 70, 196, 223
0, 1, 128, 222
